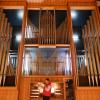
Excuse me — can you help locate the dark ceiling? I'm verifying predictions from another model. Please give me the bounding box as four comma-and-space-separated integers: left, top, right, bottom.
4, 10, 22, 27
4, 10, 91, 29
4, 9, 23, 50
72, 10, 91, 27
72, 10, 92, 52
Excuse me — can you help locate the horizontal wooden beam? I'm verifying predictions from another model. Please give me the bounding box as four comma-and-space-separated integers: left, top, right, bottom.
70, 6, 96, 10
97, 1, 100, 7
28, 2, 96, 10
0, 1, 96, 10
0, 1, 26, 9
69, 2, 96, 10
24, 44, 70, 48
27, 5, 67, 10
23, 75, 73, 81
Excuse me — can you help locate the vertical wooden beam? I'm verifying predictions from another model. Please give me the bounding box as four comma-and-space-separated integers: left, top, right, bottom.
40, 11, 42, 44
17, 5, 27, 91
48, 11, 50, 44
38, 9, 41, 44
64, 17, 67, 44
45, 11, 47, 44
41, 12, 44, 44
67, 5, 77, 99
54, 10, 56, 44
52, 11, 54, 44
63, 79, 66, 100
47, 10, 49, 44
50, 12, 52, 44
67, 6, 77, 83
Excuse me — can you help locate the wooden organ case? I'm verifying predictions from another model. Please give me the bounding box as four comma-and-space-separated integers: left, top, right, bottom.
21, 10, 74, 100
0, 0, 100, 100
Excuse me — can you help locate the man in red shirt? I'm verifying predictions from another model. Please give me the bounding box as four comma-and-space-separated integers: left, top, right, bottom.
43, 78, 51, 100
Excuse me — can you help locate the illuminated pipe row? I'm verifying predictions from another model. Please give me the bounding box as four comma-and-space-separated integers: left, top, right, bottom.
23, 49, 71, 76
56, 17, 68, 44
82, 11, 100, 86
39, 10, 56, 44
25, 10, 69, 45
0, 9, 13, 86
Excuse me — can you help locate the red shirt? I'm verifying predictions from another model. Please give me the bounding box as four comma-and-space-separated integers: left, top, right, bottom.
43, 84, 51, 96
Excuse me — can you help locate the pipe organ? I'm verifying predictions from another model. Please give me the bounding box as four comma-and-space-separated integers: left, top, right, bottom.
0, 9, 15, 86
25, 10, 69, 45
76, 10, 100, 86
22, 48, 72, 76
39, 11, 56, 44
22, 9, 73, 100
0, 0, 100, 100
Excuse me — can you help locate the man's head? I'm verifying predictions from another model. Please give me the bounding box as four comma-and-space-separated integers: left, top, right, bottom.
45, 78, 50, 85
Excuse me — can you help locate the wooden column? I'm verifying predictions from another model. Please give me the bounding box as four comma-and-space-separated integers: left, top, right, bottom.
17, 5, 27, 100
38, 9, 41, 44
67, 5, 77, 99
54, 10, 56, 44
63, 79, 66, 100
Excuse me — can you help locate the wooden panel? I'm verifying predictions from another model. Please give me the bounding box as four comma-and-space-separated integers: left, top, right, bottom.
19, 76, 72, 100
76, 87, 100, 100
0, 1, 26, 9
0, 0, 95, 3
0, 87, 18, 100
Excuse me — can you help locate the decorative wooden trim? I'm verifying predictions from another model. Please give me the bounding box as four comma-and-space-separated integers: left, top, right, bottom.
97, 1, 100, 7
69, 2, 96, 10
24, 44, 70, 48
0, 1, 97, 10
0, 1, 26, 9
16, 5, 28, 89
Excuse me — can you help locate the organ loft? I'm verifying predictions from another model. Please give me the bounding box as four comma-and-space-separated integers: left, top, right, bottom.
0, 0, 100, 100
